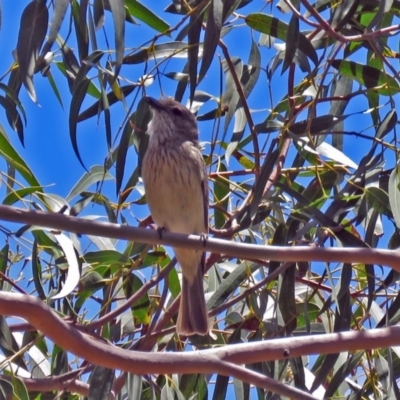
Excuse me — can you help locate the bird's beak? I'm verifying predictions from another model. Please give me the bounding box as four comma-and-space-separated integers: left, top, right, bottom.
145, 96, 164, 110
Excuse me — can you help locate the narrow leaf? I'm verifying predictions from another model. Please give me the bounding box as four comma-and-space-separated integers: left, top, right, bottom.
0, 126, 41, 187
199, 0, 223, 81
250, 149, 279, 220
123, 41, 192, 64
282, 14, 299, 73
52, 233, 80, 300
116, 114, 134, 195
331, 59, 400, 96
69, 78, 90, 168
188, 1, 203, 101
125, 0, 170, 33
41, 0, 69, 57
89, 366, 115, 400
245, 13, 318, 66
389, 164, 400, 229
376, 109, 397, 140
78, 84, 136, 122
66, 165, 114, 201
17, 0, 49, 102
109, 0, 125, 79
0, 96, 24, 145
93, 0, 105, 29
32, 239, 46, 299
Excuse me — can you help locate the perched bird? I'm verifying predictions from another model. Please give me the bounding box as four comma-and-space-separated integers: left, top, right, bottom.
141, 96, 209, 336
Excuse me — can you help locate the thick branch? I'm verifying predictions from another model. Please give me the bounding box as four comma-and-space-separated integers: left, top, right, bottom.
0, 292, 317, 399
2, 292, 400, 372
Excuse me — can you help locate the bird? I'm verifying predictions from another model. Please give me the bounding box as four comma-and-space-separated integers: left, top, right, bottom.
141, 96, 209, 336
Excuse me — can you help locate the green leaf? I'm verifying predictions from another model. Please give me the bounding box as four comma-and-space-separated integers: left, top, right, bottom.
83, 250, 131, 268
11, 376, 29, 400
245, 13, 318, 66
188, 3, 204, 101
108, 0, 125, 79
69, 78, 91, 168
41, 0, 69, 57
71, 0, 89, 60
365, 187, 391, 217
389, 164, 400, 229
46, 70, 64, 109
278, 263, 297, 334
199, 0, 223, 81
207, 262, 260, 310
116, 113, 134, 195
66, 165, 114, 201
123, 41, 190, 64
3, 186, 43, 205
89, 366, 115, 400
0, 95, 24, 145
331, 0, 360, 29
0, 126, 41, 188
73, 50, 104, 94
249, 149, 279, 221
290, 114, 346, 136
376, 109, 397, 139
32, 239, 46, 299
282, 14, 299, 73
93, 0, 105, 29
331, 59, 400, 96
0, 316, 20, 357
212, 374, 229, 400
0, 245, 8, 290
78, 84, 136, 122
123, 274, 150, 325
213, 163, 229, 229
17, 0, 49, 102
125, 0, 170, 33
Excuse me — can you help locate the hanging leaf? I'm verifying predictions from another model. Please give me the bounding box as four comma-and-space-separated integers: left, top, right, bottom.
16, 0, 49, 102
0, 126, 41, 187
188, 0, 204, 102
108, 0, 125, 79
69, 78, 91, 168
282, 14, 299, 73
93, 0, 105, 29
199, 0, 224, 81
40, 0, 70, 58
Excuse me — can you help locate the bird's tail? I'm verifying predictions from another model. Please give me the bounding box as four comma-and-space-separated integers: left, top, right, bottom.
176, 257, 208, 336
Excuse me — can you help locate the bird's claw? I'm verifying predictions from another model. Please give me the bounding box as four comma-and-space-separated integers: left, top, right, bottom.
200, 233, 208, 247
157, 226, 167, 239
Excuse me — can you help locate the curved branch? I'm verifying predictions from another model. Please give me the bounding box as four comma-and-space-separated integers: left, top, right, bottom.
2, 292, 400, 376
0, 292, 317, 398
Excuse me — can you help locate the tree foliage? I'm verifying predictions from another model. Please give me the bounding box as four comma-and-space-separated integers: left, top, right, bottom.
0, 0, 400, 398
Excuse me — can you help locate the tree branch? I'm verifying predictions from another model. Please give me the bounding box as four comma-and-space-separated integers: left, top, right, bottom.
0, 205, 400, 270
2, 292, 400, 398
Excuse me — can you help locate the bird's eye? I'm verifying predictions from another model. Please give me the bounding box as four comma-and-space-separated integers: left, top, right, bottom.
171, 107, 183, 116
